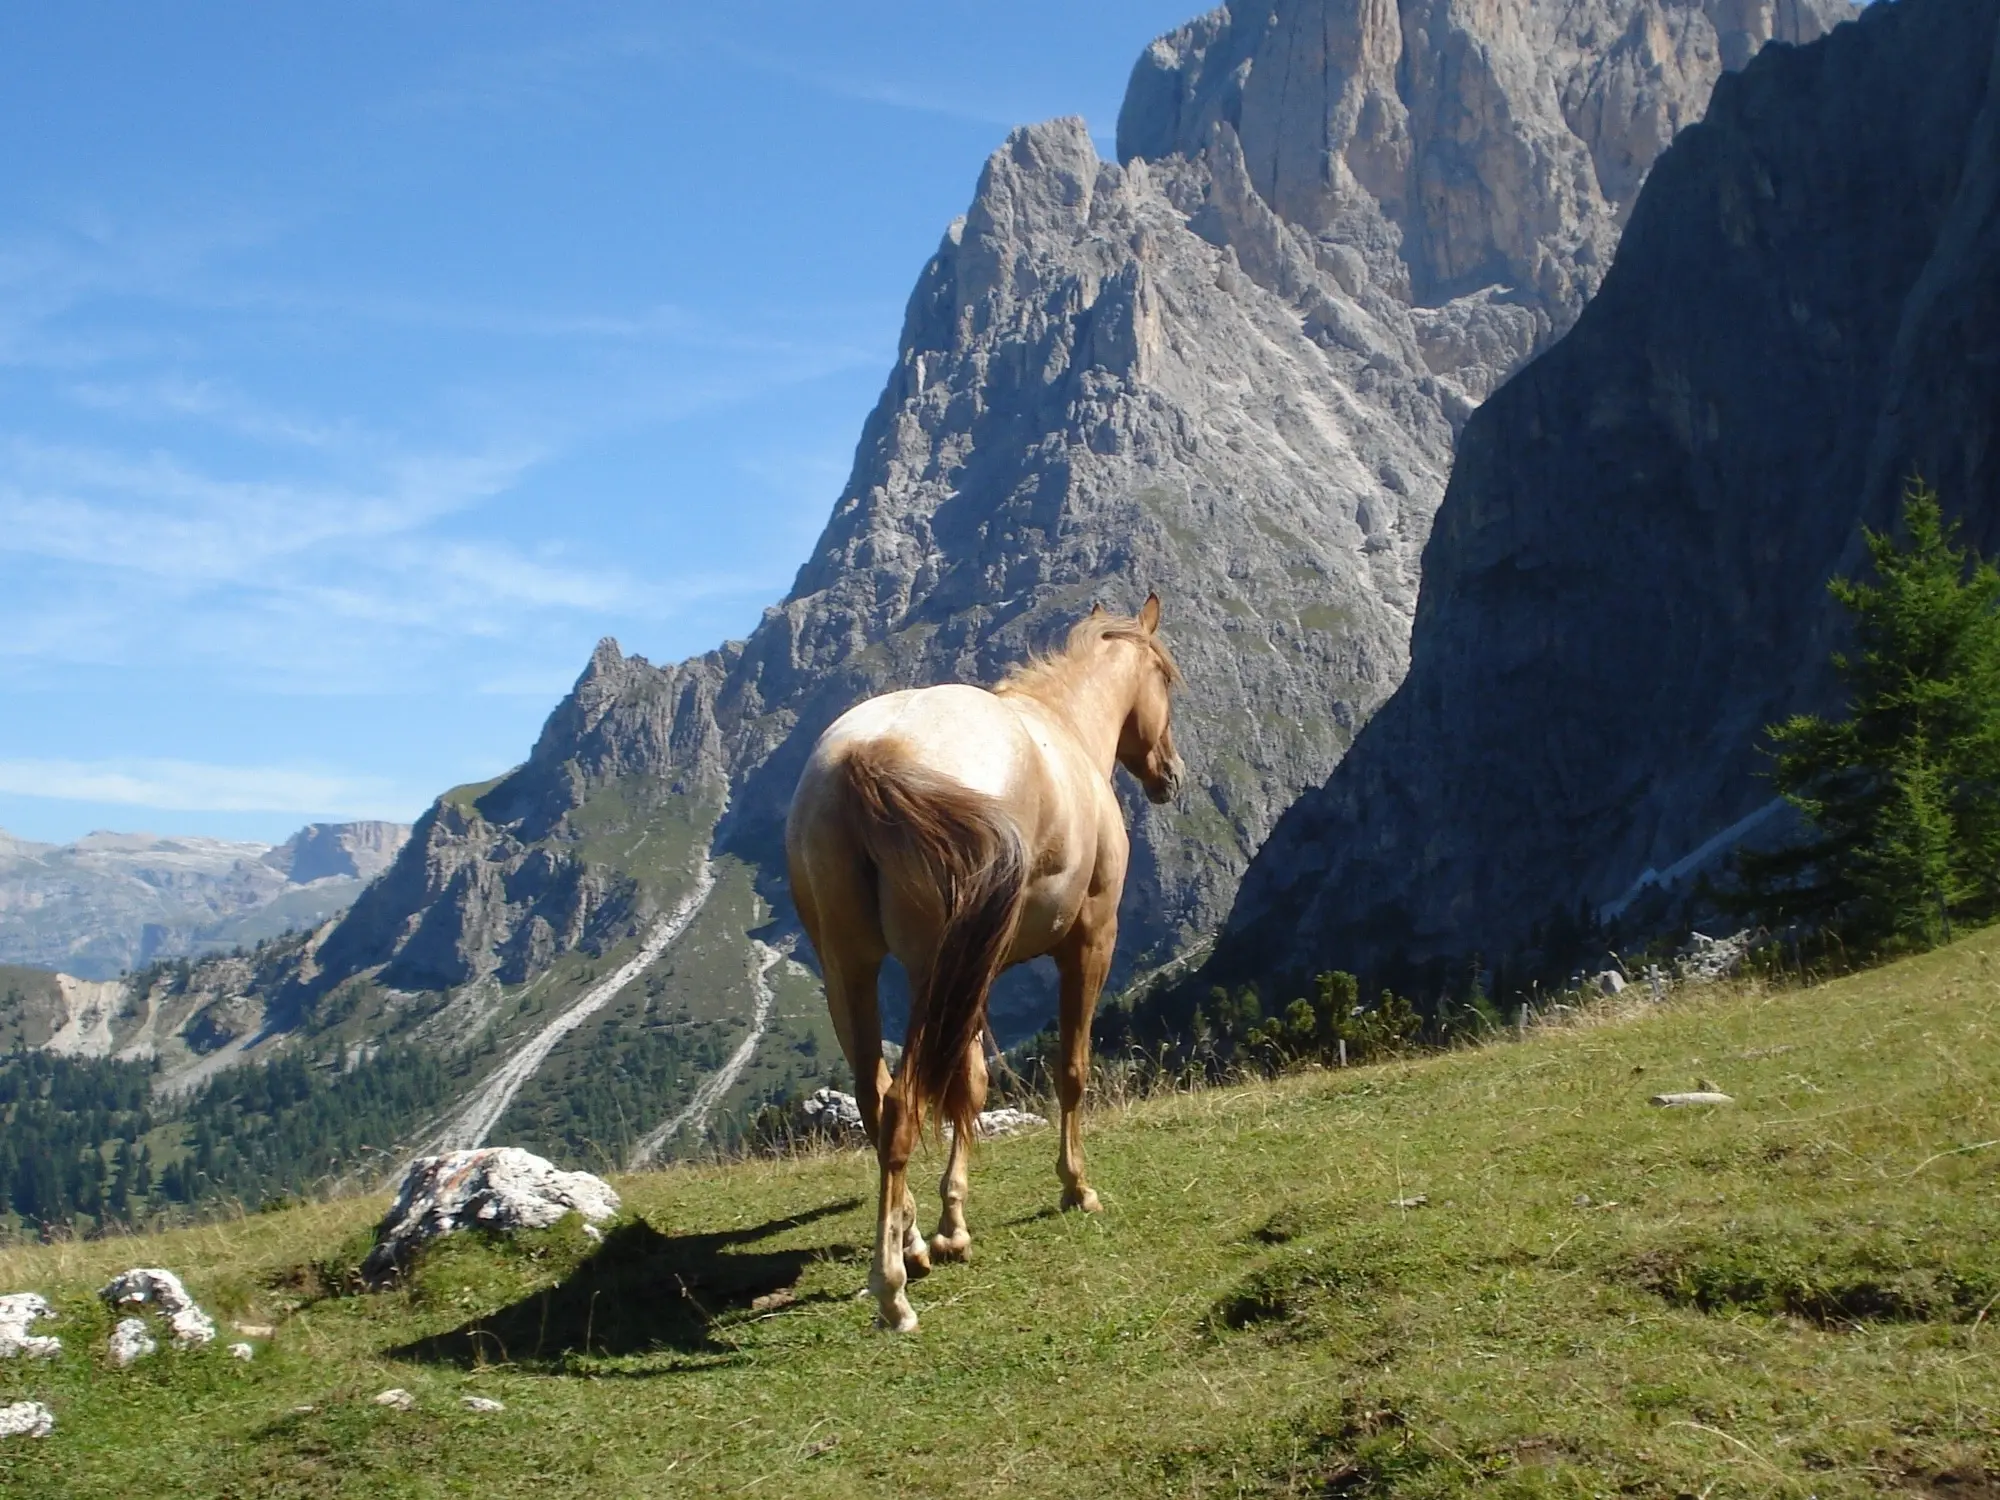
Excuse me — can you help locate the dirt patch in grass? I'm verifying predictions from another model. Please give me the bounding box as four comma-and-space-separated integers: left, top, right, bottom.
1211, 1244, 1395, 1331
1623, 1236, 2000, 1325
1905, 1464, 2000, 1499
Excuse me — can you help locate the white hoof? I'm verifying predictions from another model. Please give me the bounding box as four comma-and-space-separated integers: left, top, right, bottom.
876, 1299, 919, 1333
1060, 1186, 1102, 1213
929, 1230, 972, 1262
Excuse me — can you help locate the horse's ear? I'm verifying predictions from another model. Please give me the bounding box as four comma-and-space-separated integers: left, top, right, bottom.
1089, 601, 1106, 618
1139, 593, 1162, 633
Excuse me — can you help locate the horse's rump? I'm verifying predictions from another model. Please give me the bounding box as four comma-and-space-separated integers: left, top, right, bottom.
839, 740, 1027, 1141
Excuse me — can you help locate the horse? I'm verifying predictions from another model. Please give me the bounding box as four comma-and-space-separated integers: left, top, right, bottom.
785, 595, 1185, 1331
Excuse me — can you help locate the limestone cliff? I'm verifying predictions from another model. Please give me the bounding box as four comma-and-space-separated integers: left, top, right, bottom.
1209, 0, 2000, 992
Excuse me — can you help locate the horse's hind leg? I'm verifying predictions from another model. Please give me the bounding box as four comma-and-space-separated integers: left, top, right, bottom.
822, 952, 888, 1144
931, 1035, 987, 1261
1054, 918, 1115, 1213
869, 1074, 923, 1331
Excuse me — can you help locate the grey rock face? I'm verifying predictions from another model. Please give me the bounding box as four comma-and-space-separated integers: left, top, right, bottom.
1210, 0, 1997, 991
264, 822, 410, 884
0, 821, 411, 980
324, 0, 1844, 1042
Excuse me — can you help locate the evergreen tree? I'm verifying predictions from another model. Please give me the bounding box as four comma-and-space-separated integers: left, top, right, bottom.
1741, 481, 2000, 948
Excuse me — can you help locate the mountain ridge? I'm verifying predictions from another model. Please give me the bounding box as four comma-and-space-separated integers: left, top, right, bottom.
0, 821, 411, 982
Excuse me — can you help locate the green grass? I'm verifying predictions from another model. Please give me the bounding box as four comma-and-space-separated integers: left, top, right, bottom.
6, 933, 2000, 1496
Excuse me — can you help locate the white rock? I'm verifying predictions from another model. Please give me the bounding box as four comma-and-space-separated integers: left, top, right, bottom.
0, 1401, 54, 1438
1595, 970, 1627, 996
1678, 930, 1752, 984
98, 1268, 216, 1349
1650, 1091, 1736, 1107
796, 1087, 866, 1140
234, 1322, 275, 1338
107, 1317, 157, 1367
228, 1342, 255, 1361
373, 1388, 415, 1410
0, 1293, 61, 1360
364, 1148, 620, 1280
460, 1396, 505, 1413
797, 1089, 1047, 1142
972, 1107, 1049, 1140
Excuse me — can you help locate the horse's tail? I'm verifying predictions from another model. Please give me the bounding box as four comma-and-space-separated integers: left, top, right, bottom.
839, 741, 1026, 1142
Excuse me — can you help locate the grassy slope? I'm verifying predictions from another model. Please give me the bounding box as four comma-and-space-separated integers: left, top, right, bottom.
5, 933, 2000, 1498
0, 965, 65, 1049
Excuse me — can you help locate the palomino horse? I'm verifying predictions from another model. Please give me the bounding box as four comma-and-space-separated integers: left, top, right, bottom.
786, 596, 1184, 1331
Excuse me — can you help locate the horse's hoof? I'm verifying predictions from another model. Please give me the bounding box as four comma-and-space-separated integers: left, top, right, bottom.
929, 1230, 972, 1263
903, 1244, 933, 1279
1060, 1187, 1102, 1213
875, 1301, 920, 1334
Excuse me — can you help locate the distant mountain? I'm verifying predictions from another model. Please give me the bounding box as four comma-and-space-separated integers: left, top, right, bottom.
11, 0, 1855, 1178
1205, 0, 2000, 994
0, 821, 411, 980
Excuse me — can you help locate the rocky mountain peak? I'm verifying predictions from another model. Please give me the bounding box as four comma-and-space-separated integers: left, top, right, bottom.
1121, 0, 1854, 340
263, 0, 1861, 1072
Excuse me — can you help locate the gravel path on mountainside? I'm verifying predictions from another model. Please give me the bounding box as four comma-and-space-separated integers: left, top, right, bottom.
628, 939, 781, 1164
434, 856, 718, 1152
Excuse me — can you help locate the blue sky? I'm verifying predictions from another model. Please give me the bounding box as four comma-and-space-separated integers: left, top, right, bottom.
0, 2, 1200, 846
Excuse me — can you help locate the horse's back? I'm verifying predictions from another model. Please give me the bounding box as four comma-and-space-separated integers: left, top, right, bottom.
805, 684, 1032, 803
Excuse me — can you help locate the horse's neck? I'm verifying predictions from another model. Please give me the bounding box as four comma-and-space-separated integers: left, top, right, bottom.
1010, 654, 1135, 778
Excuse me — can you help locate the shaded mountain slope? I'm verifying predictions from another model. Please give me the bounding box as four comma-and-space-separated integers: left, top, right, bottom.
1208, 0, 2000, 993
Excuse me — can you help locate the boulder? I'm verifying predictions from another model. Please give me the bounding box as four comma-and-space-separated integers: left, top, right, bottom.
0, 1401, 54, 1438
1678, 931, 1752, 984
107, 1317, 157, 1368
1595, 970, 1628, 996
0, 1293, 60, 1360
972, 1107, 1049, 1140
98, 1268, 215, 1350
795, 1088, 866, 1142
364, 1147, 620, 1281
794, 1089, 1047, 1143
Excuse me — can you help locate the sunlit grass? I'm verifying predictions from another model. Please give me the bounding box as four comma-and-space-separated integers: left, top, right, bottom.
4, 932, 1998, 1496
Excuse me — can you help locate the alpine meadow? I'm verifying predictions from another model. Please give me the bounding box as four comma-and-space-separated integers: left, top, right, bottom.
5, 0, 2000, 1495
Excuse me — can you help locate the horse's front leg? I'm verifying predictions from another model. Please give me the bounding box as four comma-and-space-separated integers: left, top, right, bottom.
931, 1036, 987, 1261
1053, 918, 1115, 1213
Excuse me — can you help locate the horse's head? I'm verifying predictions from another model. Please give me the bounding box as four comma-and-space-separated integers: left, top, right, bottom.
1110, 594, 1185, 806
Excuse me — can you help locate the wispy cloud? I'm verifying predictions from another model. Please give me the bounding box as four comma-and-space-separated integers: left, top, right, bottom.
0, 438, 541, 584
0, 757, 419, 819
713, 39, 1031, 132
372, 28, 668, 127
64, 376, 345, 448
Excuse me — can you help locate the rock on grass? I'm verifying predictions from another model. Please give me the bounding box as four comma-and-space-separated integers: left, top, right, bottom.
363, 1148, 620, 1283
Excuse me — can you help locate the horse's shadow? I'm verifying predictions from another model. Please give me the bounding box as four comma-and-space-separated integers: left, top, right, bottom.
387, 1197, 863, 1371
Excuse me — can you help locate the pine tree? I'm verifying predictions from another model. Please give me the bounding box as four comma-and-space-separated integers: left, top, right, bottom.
1741, 481, 2000, 949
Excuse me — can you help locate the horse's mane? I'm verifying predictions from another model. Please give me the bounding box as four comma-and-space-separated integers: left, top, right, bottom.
996, 608, 1181, 704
